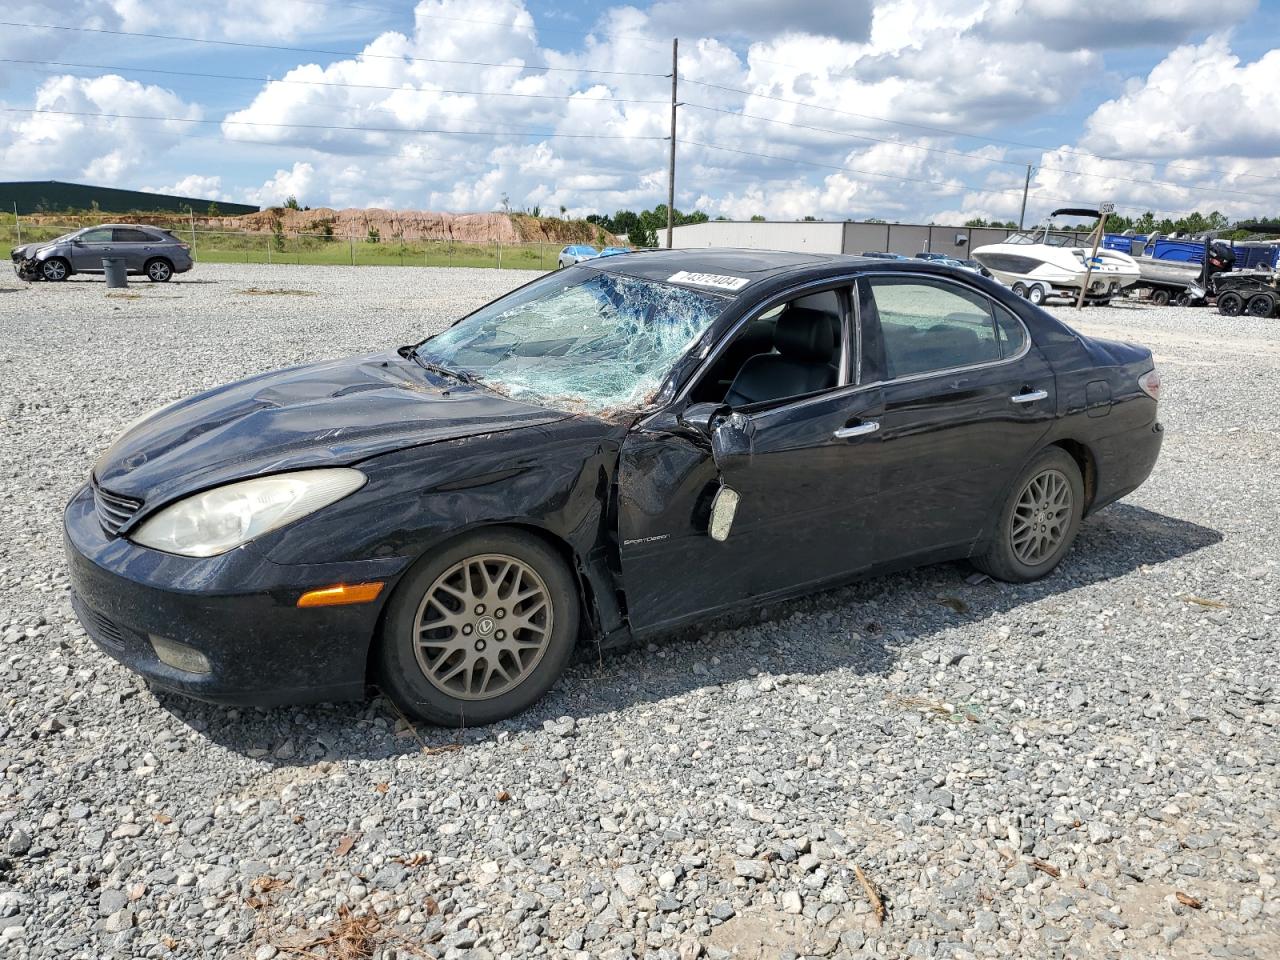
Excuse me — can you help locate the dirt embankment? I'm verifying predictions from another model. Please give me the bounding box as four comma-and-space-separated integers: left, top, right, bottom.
19, 209, 615, 244
210, 209, 612, 243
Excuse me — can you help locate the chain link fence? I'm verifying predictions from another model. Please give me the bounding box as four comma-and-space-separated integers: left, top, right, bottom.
0, 217, 618, 271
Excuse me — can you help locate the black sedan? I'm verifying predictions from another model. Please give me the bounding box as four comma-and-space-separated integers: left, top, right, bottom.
65, 250, 1163, 725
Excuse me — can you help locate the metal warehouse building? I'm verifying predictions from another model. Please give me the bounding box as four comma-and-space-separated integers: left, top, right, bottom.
0, 180, 258, 216
666, 219, 1024, 258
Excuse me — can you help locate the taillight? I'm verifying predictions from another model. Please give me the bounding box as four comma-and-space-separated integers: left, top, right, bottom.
1138, 368, 1161, 401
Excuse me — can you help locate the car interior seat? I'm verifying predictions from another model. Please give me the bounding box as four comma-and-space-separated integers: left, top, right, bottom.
724, 306, 838, 406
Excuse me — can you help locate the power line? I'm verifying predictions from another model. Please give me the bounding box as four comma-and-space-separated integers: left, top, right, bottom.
682, 101, 1280, 205
0, 58, 670, 105
284, 0, 671, 49
681, 138, 1159, 214
681, 77, 1280, 187
11, 56, 1269, 203
0, 21, 668, 78
2, 106, 669, 141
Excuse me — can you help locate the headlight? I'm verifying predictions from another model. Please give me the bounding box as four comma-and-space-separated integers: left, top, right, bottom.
131, 468, 366, 557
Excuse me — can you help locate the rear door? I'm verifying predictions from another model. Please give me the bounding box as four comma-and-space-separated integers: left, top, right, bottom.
70, 227, 115, 271
860, 274, 1056, 563
112, 228, 156, 270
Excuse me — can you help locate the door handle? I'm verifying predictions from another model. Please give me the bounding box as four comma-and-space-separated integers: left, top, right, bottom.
834, 420, 880, 439
1010, 389, 1048, 404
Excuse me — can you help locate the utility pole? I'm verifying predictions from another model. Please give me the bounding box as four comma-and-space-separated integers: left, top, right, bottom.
13, 202, 21, 246
1074, 202, 1112, 310
1018, 165, 1033, 230
666, 38, 678, 249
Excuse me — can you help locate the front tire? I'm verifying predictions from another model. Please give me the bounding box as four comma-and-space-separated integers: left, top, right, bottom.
1150, 288, 1170, 306
975, 447, 1084, 583
145, 258, 173, 282
41, 257, 70, 282
375, 529, 580, 726
1027, 284, 1046, 305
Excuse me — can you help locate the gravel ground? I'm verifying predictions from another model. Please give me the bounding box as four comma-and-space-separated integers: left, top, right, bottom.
1, 264, 1277, 960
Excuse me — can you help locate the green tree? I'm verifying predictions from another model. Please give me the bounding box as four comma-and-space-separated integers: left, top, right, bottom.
207, 202, 220, 218
366, 226, 381, 244
284, 195, 301, 210
749, 214, 766, 222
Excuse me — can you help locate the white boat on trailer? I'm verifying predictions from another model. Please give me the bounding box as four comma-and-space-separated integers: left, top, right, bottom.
971, 207, 1140, 306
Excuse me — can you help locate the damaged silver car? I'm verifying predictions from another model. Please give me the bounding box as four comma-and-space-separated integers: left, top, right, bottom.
12, 224, 194, 282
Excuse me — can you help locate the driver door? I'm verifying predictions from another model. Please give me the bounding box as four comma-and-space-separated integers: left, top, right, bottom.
617, 284, 884, 633
70, 227, 115, 272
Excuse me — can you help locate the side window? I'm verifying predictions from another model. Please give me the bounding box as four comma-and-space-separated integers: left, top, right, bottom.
113, 228, 153, 243
79, 228, 113, 243
994, 305, 1027, 357
690, 288, 846, 408
868, 278, 1002, 379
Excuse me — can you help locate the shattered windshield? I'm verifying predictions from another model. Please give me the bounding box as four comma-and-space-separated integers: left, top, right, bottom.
416, 268, 731, 413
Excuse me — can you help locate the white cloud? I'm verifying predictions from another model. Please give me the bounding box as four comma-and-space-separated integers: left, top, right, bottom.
1, 0, 1273, 225
141, 174, 228, 202
0, 74, 202, 183
981, 0, 1256, 51
1031, 38, 1280, 221
641, 0, 875, 43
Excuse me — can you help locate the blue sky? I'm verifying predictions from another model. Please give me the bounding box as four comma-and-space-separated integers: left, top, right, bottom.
2, 0, 1278, 223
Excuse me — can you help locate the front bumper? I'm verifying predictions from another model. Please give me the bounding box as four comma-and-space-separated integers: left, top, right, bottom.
64, 483, 409, 706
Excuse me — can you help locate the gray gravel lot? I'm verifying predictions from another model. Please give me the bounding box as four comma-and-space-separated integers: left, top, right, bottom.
1, 263, 1277, 959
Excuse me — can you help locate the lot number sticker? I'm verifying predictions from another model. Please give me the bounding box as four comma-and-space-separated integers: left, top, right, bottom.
667, 271, 750, 291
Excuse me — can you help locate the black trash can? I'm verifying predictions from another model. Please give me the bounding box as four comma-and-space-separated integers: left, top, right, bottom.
102, 257, 128, 289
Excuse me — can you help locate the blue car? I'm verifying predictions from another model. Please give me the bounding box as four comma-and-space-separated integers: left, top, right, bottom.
557, 244, 599, 268
598, 246, 632, 257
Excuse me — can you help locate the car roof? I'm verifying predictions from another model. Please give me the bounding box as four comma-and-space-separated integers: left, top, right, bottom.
79, 224, 168, 232
587, 247, 978, 291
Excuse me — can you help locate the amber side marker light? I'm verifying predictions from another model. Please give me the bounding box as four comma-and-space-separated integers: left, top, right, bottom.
297, 582, 385, 608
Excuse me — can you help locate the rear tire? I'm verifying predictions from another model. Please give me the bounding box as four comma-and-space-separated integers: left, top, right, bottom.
975, 447, 1084, 583
1245, 294, 1275, 318
1150, 289, 1170, 306
145, 258, 173, 282
1027, 284, 1046, 305
40, 257, 70, 282
375, 529, 579, 727
1011, 282, 1028, 298
1218, 291, 1244, 316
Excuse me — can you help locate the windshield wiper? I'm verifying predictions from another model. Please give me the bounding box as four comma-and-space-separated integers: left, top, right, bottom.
407, 350, 482, 386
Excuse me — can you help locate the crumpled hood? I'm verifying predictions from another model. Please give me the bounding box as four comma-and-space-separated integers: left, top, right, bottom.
93, 351, 569, 506
11, 243, 37, 260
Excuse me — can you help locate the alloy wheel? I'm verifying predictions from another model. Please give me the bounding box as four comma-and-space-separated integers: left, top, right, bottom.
412, 553, 553, 700
42, 259, 67, 281
1010, 468, 1073, 566
148, 260, 172, 281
